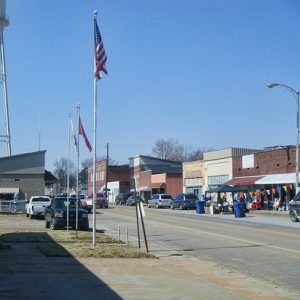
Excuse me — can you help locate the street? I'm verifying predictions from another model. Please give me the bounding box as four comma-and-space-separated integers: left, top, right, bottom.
97, 205, 300, 293
1, 211, 300, 299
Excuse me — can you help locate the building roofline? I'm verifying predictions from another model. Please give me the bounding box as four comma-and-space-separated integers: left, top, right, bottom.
128, 154, 182, 164
0, 150, 46, 161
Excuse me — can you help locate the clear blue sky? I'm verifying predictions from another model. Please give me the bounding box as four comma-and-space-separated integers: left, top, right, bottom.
1, 0, 300, 171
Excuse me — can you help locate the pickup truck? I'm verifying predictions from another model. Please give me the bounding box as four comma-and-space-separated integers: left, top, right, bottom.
26, 196, 51, 219
45, 197, 89, 230
86, 192, 108, 211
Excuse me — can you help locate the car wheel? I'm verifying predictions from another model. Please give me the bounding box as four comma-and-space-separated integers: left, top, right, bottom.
171, 204, 174, 210
45, 219, 50, 228
290, 211, 299, 222
50, 219, 57, 230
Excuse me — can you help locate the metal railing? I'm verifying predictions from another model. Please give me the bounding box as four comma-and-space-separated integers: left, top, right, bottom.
0, 200, 26, 214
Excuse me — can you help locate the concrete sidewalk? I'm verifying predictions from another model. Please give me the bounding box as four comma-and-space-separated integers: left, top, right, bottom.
1, 241, 299, 300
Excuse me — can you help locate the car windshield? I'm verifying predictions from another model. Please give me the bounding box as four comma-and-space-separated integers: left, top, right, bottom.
32, 197, 50, 202
53, 198, 81, 208
161, 195, 173, 199
185, 194, 198, 200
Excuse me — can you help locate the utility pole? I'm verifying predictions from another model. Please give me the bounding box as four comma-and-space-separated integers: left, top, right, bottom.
0, 1, 11, 156
105, 142, 109, 200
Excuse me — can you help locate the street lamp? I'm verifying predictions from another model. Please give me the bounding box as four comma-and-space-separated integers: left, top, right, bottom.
267, 82, 300, 207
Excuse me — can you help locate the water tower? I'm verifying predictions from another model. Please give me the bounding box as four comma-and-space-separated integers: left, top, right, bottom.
0, 0, 11, 156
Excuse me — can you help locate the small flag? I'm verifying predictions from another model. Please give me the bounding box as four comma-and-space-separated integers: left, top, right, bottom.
94, 18, 107, 80
70, 118, 78, 153
79, 117, 92, 152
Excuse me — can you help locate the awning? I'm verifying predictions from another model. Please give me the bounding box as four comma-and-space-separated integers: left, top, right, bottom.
224, 176, 264, 186
255, 173, 300, 185
0, 187, 20, 194
206, 185, 244, 193
137, 186, 151, 192
151, 182, 166, 189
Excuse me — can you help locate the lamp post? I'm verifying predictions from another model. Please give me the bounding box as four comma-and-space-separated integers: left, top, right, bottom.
267, 82, 300, 207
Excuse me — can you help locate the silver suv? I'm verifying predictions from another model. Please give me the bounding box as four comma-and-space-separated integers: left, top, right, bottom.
147, 194, 173, 208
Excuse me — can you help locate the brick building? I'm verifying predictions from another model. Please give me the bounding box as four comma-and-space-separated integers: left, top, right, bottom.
232, 146, 296, 177
87, 160, 129, 195
129, 155, 182, 200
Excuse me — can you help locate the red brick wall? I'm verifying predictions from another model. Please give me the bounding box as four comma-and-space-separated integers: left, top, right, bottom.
166, 173, 183, 197
233, 147, 297, 177
108, 166, 130, 182
88, 161, 129, 193
139, 171, 152, 188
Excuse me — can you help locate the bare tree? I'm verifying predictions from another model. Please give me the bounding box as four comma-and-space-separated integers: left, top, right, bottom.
152, 138, 183, 161
152, 139, 213, 162
53, 157, 77, 191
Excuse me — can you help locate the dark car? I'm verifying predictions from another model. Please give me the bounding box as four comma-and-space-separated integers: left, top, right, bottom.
45, 197, 89, 230
126, 195, 144, 206
115, 193, 132, 205
171, 193, 198, 210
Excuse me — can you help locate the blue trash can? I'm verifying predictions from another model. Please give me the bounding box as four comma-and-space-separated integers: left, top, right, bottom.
234, 202, 245, 218
199, 201, 205, 213
195, 200, 201, 214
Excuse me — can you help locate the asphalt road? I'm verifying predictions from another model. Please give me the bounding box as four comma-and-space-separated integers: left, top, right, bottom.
1, 210, 300, 299
97, 205, 300, 293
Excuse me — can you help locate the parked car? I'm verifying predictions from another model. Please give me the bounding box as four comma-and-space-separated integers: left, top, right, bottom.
115, 192, 132, 205
126, 195, 144, 206
26, 196, 51, 219
171, 193, 198, 210
45, 197, 89, 230
86, 192, 108, 211
147, 194, 173, 208
96, 192, 108, 208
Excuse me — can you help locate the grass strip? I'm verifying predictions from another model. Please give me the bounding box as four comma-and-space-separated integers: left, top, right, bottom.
0, 230, 156, 259
37, 242, 156, 258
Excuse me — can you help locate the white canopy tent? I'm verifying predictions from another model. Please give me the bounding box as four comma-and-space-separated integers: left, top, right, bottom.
255, 173, 300, 185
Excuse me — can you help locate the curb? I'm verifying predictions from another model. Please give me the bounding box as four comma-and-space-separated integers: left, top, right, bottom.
248, 210, 289, 217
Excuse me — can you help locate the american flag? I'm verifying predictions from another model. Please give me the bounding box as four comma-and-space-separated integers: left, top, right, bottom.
94, 18, 107, 80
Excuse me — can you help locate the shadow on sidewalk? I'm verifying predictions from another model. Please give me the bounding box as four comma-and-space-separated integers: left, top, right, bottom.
0, 231, 122, 300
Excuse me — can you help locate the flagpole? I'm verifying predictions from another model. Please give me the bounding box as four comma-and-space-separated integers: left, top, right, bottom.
92, 10, 98, 247
92, 79, 97, 246
67, 113, 71, 232
76, 104, 80, 238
